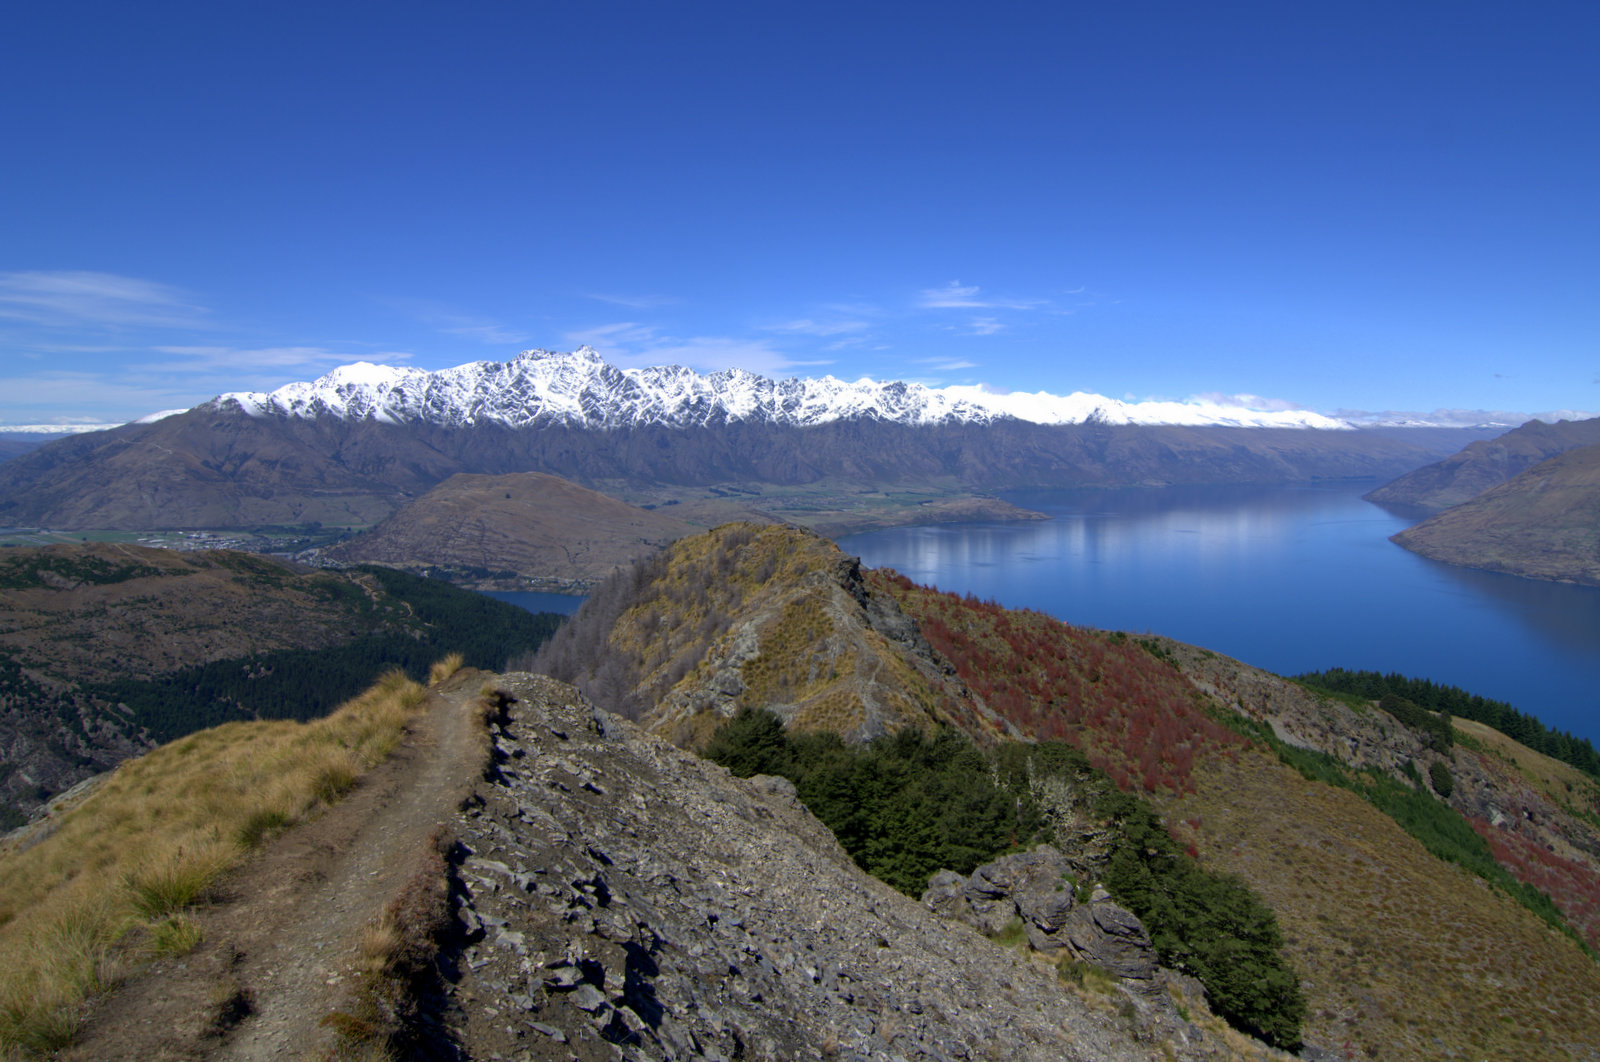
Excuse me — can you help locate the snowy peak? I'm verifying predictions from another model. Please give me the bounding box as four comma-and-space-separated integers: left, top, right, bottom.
214, 348, 1354, 431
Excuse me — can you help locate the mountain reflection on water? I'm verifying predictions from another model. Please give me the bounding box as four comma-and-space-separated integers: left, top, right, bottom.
838, 482, 1600, 745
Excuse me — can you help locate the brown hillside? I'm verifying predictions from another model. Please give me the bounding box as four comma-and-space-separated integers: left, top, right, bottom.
853, 557, 1600, 1059
465, 522, 1600, 1058
0, 544, 404, 685
534, 523, 1013, 746
1176, 747, 1600, 1062
1391, 443, 1600, 585
324, 470, 695, 591
1366, 415, 1600, 513
0, 543, 486, 822
898, 593, 1600, 964
867, 571, 1247, 795
0, 405, 1450, 531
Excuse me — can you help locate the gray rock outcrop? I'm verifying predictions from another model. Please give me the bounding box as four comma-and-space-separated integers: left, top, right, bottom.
922, 849, 1159, 990
442, 673, 1234, 1061
1064, 900, 1158, 986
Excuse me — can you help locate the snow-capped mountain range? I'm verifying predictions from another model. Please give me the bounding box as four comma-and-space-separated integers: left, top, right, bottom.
214, 348, 1353, 431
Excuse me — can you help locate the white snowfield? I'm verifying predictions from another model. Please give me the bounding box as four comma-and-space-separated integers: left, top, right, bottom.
213, 347, 1354, 431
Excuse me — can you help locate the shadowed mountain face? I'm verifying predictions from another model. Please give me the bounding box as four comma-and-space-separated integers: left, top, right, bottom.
0, 435, 54, 465
323, 471, 695, 591
1392, 443, 1600, 586
1366, 416, 1600, 514
0, 406, 1453, 531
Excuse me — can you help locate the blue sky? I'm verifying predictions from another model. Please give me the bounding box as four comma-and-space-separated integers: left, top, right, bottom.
2, 1, 1596, 427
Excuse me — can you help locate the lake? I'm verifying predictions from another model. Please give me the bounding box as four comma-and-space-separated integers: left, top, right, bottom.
482, 590, 587, 616
837, 482, 1600, 745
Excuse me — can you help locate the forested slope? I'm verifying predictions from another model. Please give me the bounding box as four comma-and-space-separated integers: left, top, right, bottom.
0, 545, 560, 827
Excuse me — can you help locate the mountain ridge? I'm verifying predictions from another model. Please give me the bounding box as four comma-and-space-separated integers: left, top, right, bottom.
0, 407, 1457, 533
1390, 442, 1600, 586
215, 346, 1355, 431
1365, 415, 1600, 513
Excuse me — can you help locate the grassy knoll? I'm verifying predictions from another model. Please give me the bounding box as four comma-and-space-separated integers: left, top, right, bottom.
0, 667, 435, 1057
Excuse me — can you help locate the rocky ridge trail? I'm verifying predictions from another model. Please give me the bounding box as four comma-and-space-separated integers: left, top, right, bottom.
443, 672, 1279, 1061
62, 668, 489, 1062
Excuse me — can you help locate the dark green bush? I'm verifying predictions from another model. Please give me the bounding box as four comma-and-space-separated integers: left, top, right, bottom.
704, 710, 1304, 1049
1297, 668, 1599, 778
703, 705, 792, 778
1377, 693, 1453, 752
1096, 790, 1304, 1049
1429, 759, 1455, 798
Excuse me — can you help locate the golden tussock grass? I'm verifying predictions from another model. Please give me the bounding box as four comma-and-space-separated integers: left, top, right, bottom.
427, 652, 465, 686
0, 668, 429, 1058
1172, 746, 1600, 1062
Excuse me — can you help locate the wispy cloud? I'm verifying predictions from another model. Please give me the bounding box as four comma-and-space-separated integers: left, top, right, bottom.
564, 321, 824, 376
0, 270, 209, 330
147, 345, 413, 374
642, 337, 828, 376
766, 318, 871, 337
0, 369, 213, 425
564, 322, 661, 351
389, 298, 530, 347
917, 280, 1044, 311
918, 357, 979, 371
436, 318, 529, 346
585, 292, 680, 310
968, 317, 1004, 336
1195, 391, 1307, 413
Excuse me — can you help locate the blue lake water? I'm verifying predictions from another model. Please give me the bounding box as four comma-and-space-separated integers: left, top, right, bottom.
482, 590, 587, 616
838, 482, 1600, 746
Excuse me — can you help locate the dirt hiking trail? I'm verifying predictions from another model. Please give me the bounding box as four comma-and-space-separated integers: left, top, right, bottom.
63, 669, 488, 1062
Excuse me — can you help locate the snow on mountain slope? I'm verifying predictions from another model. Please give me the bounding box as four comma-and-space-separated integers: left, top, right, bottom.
214, 347, 1353, 430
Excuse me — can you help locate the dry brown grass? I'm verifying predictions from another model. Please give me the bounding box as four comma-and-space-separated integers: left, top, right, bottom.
1171, 746, 1600, 1061
0, 668, 429, 1058
427, 652, 465, 685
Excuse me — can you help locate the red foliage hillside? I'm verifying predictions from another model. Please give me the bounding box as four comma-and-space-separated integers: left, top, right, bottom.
1471, 816, 1600, 949
868, 569, 1245, 795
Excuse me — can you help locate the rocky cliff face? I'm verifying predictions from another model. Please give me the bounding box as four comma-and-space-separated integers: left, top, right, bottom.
444, 673, 1273, 1061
